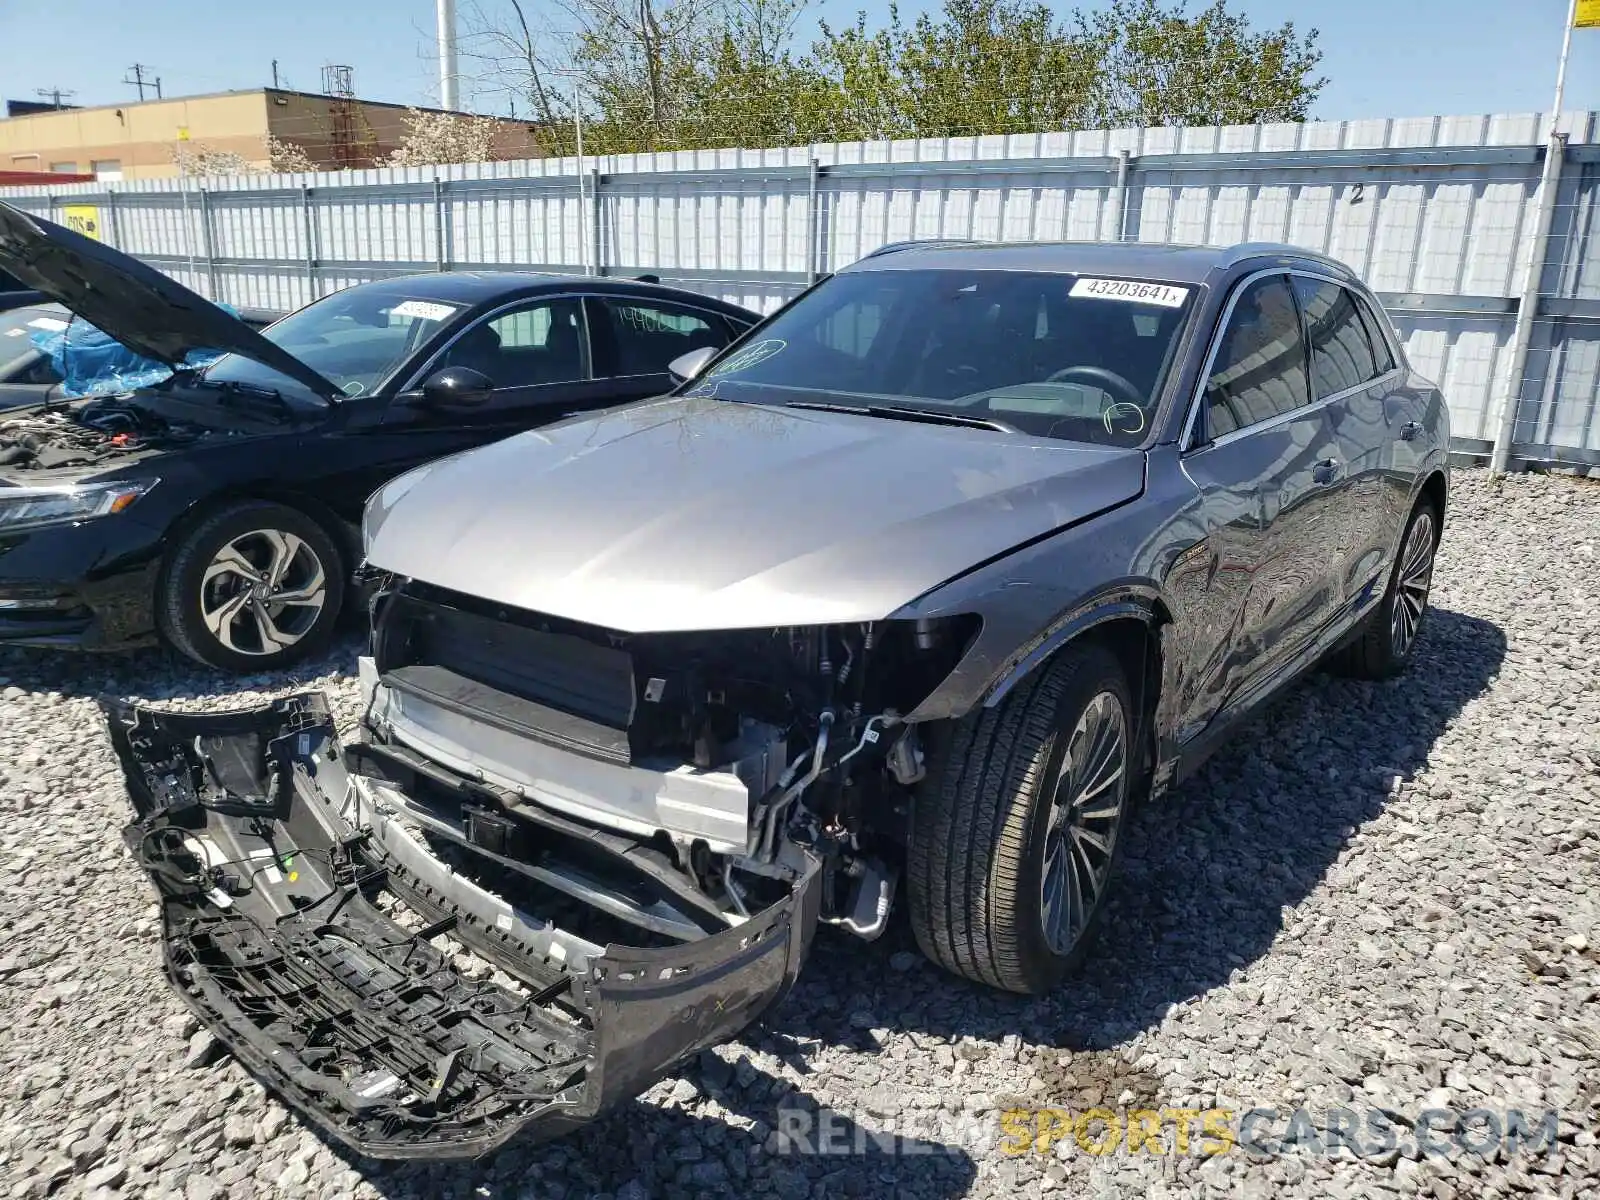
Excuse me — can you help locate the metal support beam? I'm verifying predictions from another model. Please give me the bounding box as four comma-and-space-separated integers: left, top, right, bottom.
807, 157, 821, 282
1491, 131, 1568, 473
197, 188, 220, 300
433, 177, 447, 271
590, 167, 602, 276
1114, 150, 1132, 241
102, 190, 119, 249
301, 186, 318, 300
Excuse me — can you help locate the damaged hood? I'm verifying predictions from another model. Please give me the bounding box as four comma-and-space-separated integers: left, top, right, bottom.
365, 393, 1146, 631
0, 202, 338, 403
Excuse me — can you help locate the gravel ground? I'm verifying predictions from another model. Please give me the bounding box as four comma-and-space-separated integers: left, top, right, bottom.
1, 467, 1597, 1200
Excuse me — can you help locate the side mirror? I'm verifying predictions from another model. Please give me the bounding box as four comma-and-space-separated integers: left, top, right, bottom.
418, 366, 494, 408
668, 345, 717, 383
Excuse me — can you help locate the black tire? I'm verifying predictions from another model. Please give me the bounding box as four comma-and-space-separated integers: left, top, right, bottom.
1328, 498, 1440, 681
907, 640, 1137, 994
158, 500, 346, 673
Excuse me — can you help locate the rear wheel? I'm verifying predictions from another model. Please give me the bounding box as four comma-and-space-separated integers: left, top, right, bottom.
1330, 499, 1439, 680
907, 641, 1135, 994
159, 500, 345, 673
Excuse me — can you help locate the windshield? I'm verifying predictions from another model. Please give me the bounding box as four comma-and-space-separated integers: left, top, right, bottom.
202, 287, 464, 400
689, 268, 1195, 446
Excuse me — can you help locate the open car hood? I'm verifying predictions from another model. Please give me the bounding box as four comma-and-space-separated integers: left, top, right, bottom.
0, 203, 338, 403
102, 694, 818, 1160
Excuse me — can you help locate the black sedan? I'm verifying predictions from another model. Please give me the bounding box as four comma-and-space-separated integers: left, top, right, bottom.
0, 202, 757, 671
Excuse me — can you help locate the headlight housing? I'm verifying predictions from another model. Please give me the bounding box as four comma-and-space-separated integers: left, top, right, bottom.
0, 479, 158, 534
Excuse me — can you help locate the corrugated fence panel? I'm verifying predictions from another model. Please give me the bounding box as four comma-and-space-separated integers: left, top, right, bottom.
6, 110, 1600, 463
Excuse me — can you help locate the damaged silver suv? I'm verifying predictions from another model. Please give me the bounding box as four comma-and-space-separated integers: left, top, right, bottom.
106, 240, 1450, 1159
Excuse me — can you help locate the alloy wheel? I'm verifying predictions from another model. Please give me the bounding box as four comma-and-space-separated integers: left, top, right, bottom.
1039, 690, 1128, 957
1389, 511, 1436, 660
198, 529, 328, 656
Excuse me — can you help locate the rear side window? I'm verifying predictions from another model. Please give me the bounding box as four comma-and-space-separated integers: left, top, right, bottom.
1291, 277, 1379, 399
1355, 294, 1397, 374
597, 299, 730, 376
1203, 274, 1309, 439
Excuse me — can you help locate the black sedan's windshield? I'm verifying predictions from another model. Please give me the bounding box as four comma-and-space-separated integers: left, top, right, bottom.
202, 286, 464, 401
691, 268, 1195, 446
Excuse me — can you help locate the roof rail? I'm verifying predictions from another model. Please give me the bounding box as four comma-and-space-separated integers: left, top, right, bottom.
861, 238, 984, 260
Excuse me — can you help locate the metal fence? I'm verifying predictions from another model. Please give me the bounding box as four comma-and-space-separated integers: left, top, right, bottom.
6, 110, 1600, 468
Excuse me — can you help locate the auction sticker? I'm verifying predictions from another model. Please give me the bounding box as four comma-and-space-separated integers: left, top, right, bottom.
389, 299, 459, 322
1070, 278, 1190, 307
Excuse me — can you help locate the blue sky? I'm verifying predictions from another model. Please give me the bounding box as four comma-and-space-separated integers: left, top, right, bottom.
2, 0, 1597, 124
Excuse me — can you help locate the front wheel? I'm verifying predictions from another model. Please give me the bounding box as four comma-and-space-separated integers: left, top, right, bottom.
158, 500, 346, 672
907, 641, 1136, 994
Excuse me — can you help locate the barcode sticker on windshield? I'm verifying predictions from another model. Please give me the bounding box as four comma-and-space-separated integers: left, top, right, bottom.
1070, 278, 1190, 307
389, 300, 459, 322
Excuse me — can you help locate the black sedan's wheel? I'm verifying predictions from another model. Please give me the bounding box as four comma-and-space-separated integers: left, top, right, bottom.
908, 641, 1135, 994
1330, 499, 1439, 681
159, 501, 345, 672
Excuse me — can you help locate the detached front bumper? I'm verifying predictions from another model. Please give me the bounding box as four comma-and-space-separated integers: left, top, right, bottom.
102, 693, 820, 1161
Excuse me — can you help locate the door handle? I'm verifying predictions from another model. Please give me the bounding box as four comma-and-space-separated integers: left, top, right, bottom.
1312, 457, 1343, 485
1399, 421, 1423, 441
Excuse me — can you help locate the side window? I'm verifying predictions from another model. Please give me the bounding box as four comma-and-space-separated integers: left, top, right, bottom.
1203, 274, 1309, 440
1355, 294, 1397, 374
1290, 277, 1379, 398
597, 299, 728, 376
438, 298, 588, 388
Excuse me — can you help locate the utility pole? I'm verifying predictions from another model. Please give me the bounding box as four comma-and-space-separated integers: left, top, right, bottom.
33, 87, 76, 110
124, 64, 160, 101
271, 60, 280, 89
437, 0, 460, 110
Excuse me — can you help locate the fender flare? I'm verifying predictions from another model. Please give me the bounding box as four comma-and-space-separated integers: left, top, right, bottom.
981, 591, 1165, 709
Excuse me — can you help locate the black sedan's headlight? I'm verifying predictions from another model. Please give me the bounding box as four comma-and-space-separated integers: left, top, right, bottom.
0, 479, 158, 534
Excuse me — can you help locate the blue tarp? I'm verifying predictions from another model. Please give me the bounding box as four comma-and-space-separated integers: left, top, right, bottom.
27, 307, 239, 398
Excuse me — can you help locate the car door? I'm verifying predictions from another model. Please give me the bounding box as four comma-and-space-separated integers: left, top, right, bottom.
1288, 274, 1397, 617
1171, 271, 1345, 741
585, 295, 741, 401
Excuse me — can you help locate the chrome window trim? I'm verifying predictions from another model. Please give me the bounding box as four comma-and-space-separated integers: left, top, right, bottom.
1180, 265, 1403, 455
398, 291, 597, 392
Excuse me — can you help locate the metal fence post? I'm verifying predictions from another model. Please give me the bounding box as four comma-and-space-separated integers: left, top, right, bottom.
434, 177, 448, 271
807, 157, 821, 282
1115, 150, 1134, 241
301, 185, 318, 301
103, 189, 120, 249
198, 188, 220, 300
1491, 131, 1568, 473
590, 167, 602, 276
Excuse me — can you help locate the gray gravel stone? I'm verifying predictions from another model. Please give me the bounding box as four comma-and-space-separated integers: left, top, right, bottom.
0, 470, 1595, 1200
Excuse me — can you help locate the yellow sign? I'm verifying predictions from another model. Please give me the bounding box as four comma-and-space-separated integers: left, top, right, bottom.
62, 205, 102, 241
176, 126, 190, 141
1577, 0, 1600, 29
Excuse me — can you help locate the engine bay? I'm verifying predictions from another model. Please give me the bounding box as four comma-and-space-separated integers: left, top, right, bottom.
0, 397, 209, 470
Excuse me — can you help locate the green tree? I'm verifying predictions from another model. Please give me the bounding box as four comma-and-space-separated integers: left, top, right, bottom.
1075, 0, 1324, 127
466, 0, 1326, 155
814, 0, 1100, 140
